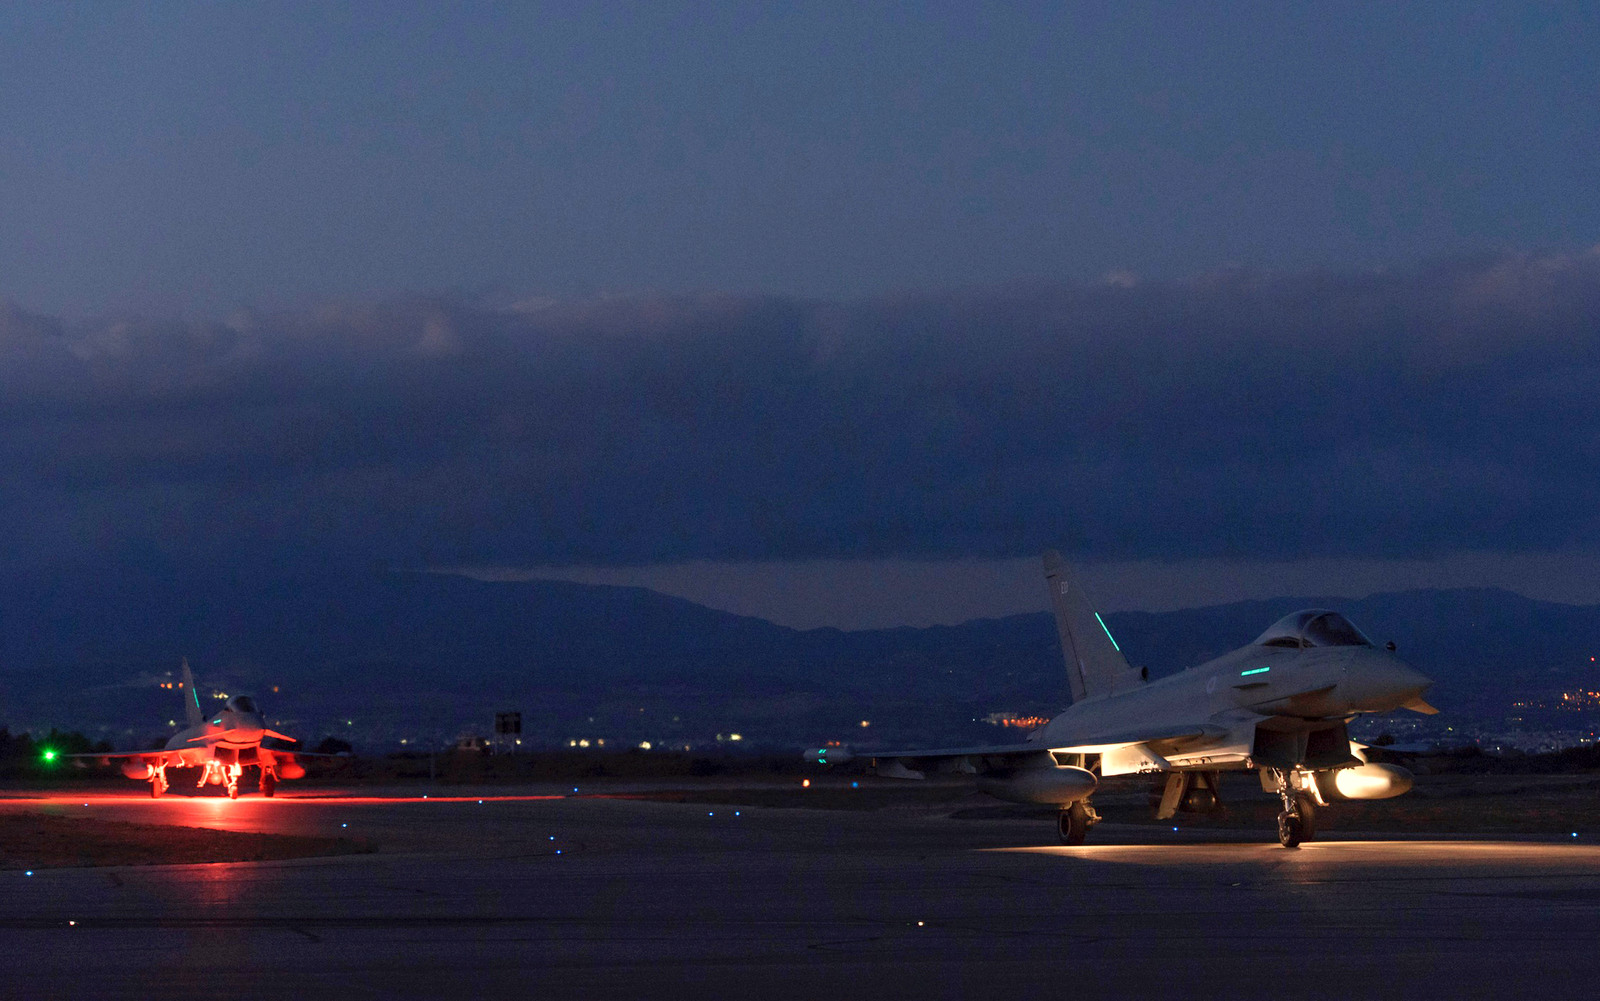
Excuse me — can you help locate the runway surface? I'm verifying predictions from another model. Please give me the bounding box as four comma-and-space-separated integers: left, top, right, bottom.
4, 786, 1599, 999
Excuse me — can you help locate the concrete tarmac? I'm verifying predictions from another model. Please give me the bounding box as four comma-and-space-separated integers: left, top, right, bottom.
4, 787, 1599, 999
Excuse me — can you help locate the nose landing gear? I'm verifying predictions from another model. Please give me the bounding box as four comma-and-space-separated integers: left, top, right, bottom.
198, 760, 245, 798
1270, 768, 1319, 848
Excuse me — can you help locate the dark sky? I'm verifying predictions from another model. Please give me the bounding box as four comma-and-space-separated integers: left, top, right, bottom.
1, 3, 1595, 313
1, 3, 1597, 623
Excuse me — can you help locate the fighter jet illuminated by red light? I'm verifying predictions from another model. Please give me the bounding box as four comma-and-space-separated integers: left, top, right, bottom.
68, 659, 317, 799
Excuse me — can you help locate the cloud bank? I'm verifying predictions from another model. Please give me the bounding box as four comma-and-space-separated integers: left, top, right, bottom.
4, 249, 1599, 576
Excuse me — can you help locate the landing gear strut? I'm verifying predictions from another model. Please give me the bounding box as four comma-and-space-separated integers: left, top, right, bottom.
148, 765, 169, 799
1057, 800, 1098, 845
1270, 768, 1318, 848
199, 760, 245, 798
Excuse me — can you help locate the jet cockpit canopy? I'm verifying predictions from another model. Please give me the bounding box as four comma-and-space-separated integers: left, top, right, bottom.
1254, 610, 1374, 649
227, 695, 258, 714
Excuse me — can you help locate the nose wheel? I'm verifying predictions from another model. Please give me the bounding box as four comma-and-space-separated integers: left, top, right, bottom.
1270, 769, 1318, 848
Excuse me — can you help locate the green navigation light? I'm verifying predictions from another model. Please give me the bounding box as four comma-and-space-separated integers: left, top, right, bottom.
1240, 666, 1271, 677
41, 749, 57, 763
1094, 612, 1121, 652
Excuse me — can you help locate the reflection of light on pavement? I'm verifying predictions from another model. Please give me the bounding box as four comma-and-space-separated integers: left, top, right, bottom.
0, 791, 575, 838
4, 793, 568, 805
986, 840, 1600, 869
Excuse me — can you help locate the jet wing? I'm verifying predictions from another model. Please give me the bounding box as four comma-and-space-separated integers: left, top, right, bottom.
1043, 723, 1226, 752
836, 722, 1225, 762
62, 749, 187, 765
833, 723, 1223, 770
868, 743, 1051, 761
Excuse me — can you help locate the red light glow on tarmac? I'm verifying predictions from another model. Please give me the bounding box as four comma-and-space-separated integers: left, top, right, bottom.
0, 792, 572, 806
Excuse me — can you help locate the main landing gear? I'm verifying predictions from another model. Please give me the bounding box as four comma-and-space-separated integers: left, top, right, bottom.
1269, 768, 1318, 848
148, 765, 169, 799
259, 768, 277, 798
1057, 800, 1099, 845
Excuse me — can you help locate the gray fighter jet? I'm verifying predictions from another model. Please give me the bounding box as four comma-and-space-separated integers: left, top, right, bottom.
809, 551, 1436, 847
71, 659, 312, 798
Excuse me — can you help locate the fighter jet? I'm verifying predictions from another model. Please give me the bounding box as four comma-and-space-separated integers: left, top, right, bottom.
809, 551, 1437, 848
72, 659, 312, 798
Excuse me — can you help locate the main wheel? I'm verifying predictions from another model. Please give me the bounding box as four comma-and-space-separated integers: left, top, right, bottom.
1294, 794, 1317, 842
1058, 801, 1089, 846
149, 779, 164, 799
1277, 810, 1303, 848
227, 782, 239, 800
260, 772, 277, 797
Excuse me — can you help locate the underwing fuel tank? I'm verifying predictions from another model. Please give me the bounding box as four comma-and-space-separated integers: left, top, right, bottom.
977, 764, 1098, 806
1322, 763, 1414, 801
801, 747, 853, 767
120, 761, 154, 780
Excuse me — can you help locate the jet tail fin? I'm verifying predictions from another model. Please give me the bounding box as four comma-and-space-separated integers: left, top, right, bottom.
180, 658, 204, 728
1043, 551, 1134, 704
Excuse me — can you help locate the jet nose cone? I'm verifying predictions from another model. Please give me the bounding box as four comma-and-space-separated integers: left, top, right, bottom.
1394, 660, 1433, 695
1343, 652, 1434, 713
232, 712, 267, 740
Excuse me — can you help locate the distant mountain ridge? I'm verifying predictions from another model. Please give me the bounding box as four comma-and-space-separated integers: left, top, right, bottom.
1, 570, 1595, 746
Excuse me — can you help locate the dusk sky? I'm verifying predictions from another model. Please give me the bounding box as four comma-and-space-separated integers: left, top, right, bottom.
3, 2, 1597, 627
